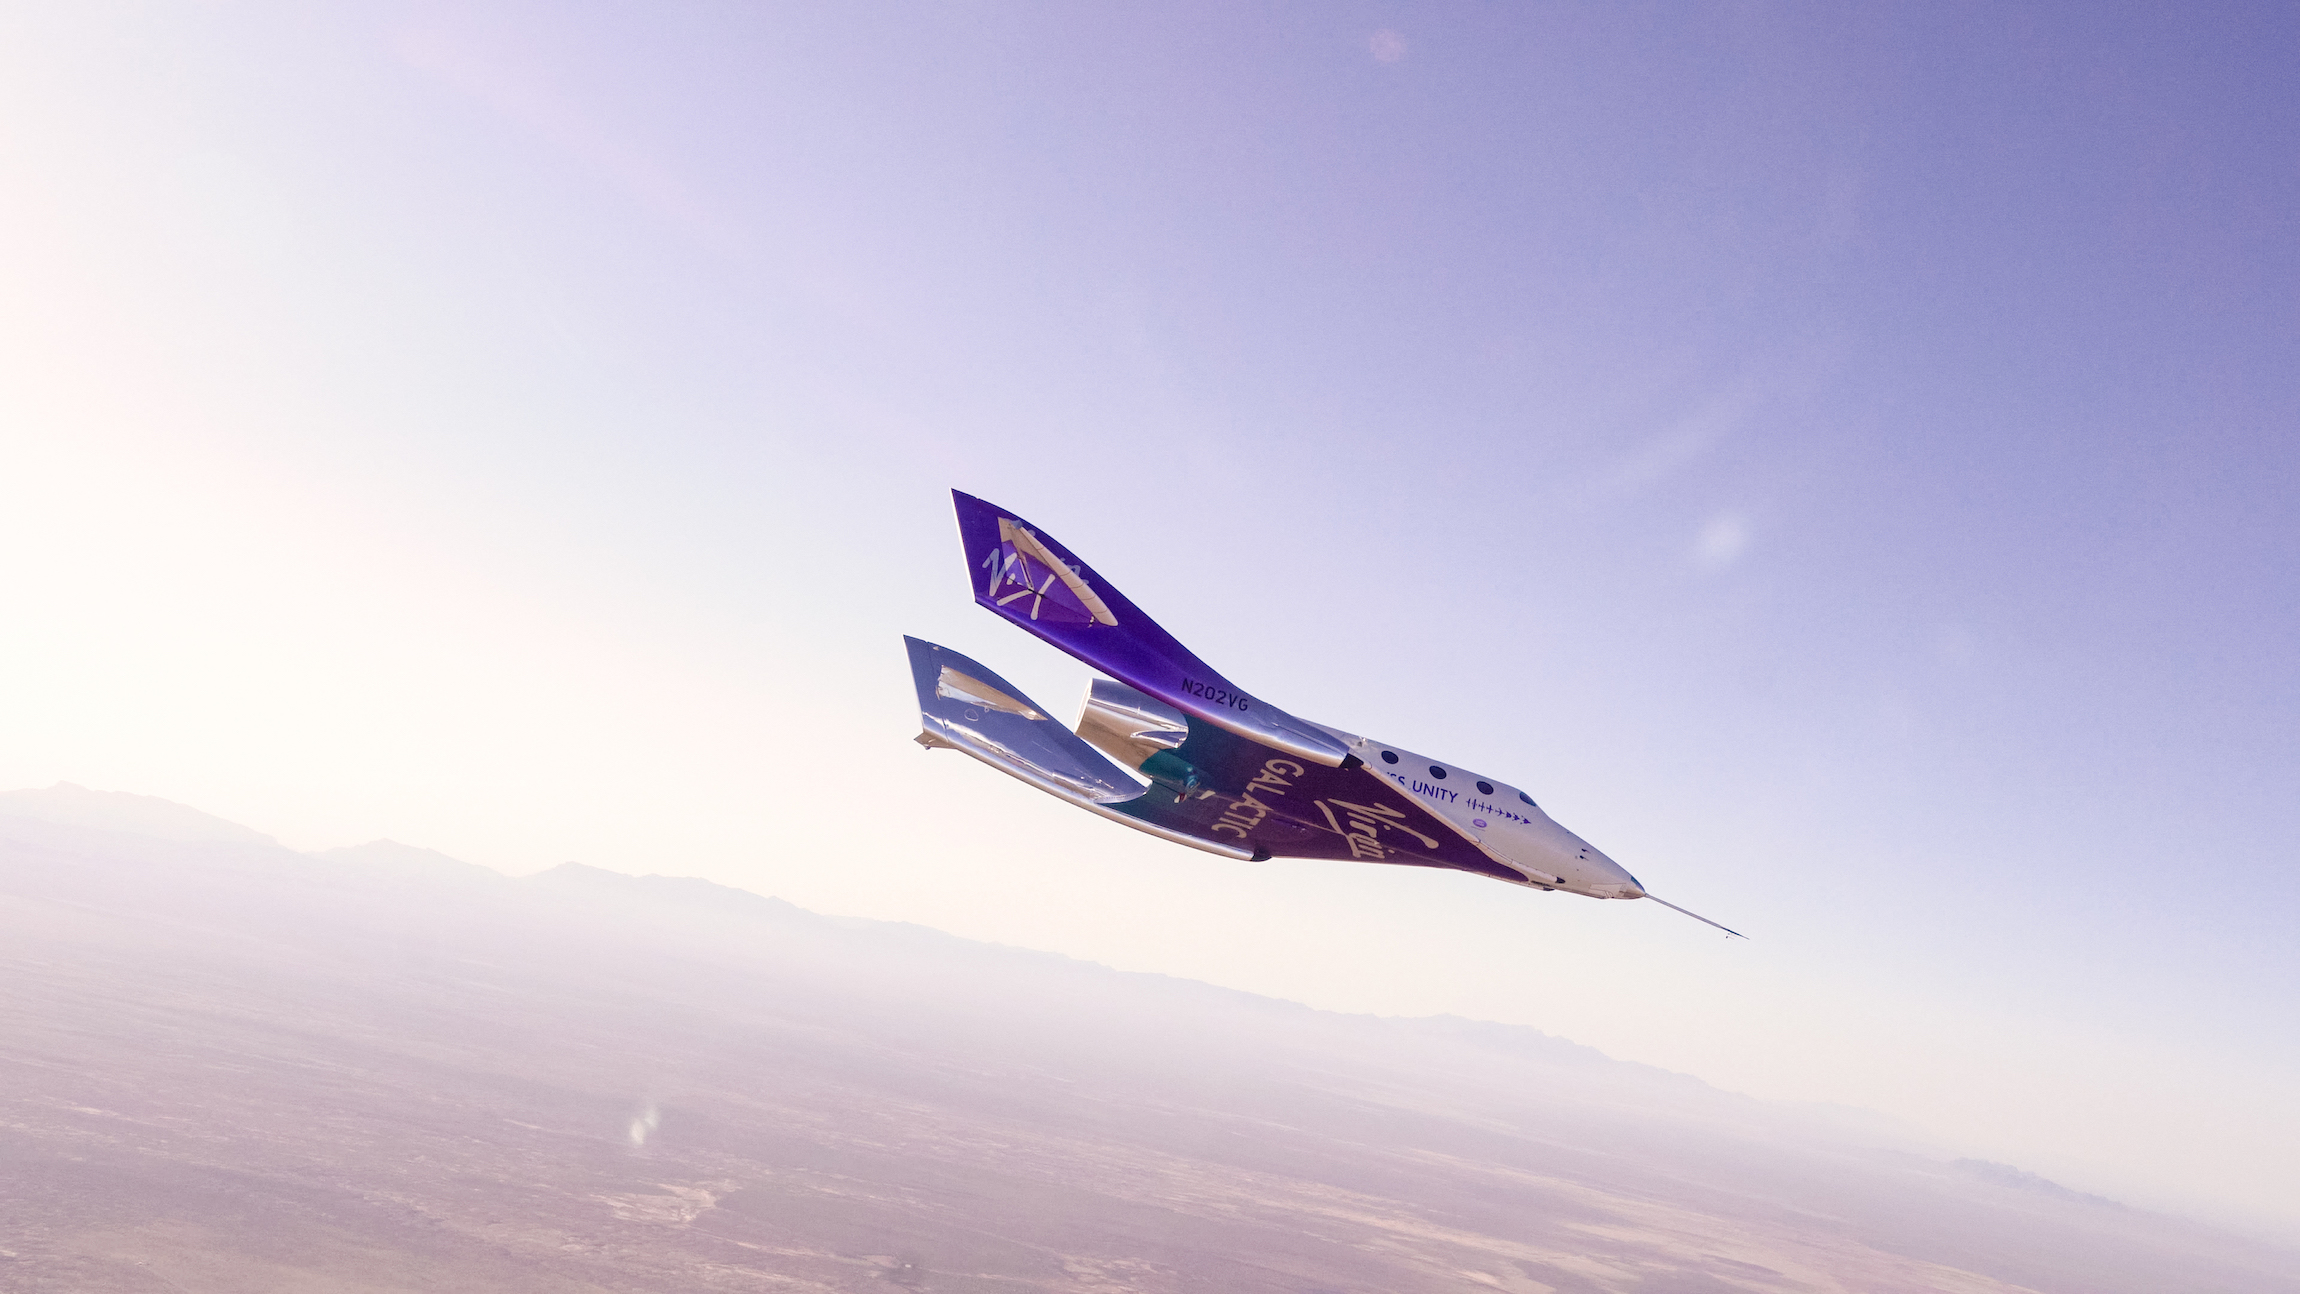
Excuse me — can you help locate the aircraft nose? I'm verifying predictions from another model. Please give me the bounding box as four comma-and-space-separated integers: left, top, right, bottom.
1579, 844, 1643, 899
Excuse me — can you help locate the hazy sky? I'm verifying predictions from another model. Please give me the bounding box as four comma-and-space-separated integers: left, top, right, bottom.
3, 2, 2295, 1238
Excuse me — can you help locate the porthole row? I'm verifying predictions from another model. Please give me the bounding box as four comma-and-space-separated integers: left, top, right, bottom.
1374, 750, 1536, 810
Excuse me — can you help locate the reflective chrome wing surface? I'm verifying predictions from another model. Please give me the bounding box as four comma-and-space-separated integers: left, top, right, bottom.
903, 636, 1259, 861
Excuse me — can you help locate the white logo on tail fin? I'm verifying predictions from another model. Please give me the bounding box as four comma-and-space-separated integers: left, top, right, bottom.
981, 519, 1119, 626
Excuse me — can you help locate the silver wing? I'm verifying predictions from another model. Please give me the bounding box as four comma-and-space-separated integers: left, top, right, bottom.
903, 636, 1257, 861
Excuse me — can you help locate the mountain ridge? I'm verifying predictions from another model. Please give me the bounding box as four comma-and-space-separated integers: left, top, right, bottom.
0, 781, 279, 846
7, 783, 2287, 1292
0, 784, 2001, 1171
0, 781, 1753, 1099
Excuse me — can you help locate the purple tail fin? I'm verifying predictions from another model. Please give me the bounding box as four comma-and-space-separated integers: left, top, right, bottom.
951, 490, 1354, 768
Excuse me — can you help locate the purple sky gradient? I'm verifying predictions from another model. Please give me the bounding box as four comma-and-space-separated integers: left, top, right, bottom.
2, 3, 2294, 1235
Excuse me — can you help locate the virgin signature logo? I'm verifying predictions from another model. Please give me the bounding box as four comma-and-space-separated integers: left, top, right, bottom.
981, 518, 1119, 626
1315, 798, 1441, 861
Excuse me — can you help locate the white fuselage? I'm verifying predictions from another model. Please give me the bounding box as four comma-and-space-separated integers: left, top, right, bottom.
1328, 731, 1645, 898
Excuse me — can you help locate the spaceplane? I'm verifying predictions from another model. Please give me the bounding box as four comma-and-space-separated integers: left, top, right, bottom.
906, 491, 1740, 937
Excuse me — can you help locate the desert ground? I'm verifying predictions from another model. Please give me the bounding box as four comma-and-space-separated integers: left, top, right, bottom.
3, 789, 2293, 1293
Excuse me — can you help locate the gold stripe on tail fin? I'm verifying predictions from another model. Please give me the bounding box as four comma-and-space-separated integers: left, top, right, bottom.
998, 517, 1118, 626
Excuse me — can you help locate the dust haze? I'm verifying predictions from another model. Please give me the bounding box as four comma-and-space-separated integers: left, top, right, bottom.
3, 785, 2292, 1293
